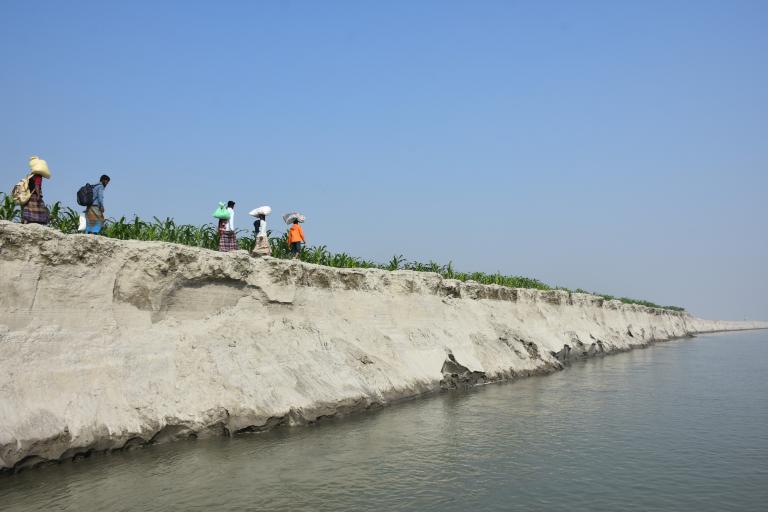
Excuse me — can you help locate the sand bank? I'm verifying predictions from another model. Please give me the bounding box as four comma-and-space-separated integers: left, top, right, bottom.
1, 221, 764, 472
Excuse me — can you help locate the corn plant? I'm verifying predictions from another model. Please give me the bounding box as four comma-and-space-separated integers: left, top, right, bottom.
269, 232, 291, 259
303, 245, 331, 265
0, 193, 20, 221
387, 254, 406, 271
238, 233, 255, 252
48, 202, 80, 233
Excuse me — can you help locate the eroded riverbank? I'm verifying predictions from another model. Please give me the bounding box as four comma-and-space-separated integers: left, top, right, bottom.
1, 221, 765, 472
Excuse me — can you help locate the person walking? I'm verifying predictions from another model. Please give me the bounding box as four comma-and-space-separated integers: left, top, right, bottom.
218, 200, 237, 252
85, 174, 110, 234
251, 212, 271, 256
20, 156, 51, 225
287, 218, 305, 259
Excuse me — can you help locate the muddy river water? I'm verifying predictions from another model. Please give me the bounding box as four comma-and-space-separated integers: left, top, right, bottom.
1, 330, 766, 511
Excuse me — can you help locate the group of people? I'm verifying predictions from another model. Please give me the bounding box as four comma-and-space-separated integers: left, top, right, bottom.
215, 201, 306, 259
11, 156, 307, 259
12, 156, 110, 234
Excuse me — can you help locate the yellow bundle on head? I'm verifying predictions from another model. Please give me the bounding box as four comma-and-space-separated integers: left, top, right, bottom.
29, 156, 51, 179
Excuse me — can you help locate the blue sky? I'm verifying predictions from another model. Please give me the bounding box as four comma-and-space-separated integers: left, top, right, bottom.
1, 0, 766, 320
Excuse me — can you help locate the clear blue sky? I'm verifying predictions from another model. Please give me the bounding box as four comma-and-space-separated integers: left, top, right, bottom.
1, 0, 766, 320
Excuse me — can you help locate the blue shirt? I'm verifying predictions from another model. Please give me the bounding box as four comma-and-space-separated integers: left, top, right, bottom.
92, 183, 105, 209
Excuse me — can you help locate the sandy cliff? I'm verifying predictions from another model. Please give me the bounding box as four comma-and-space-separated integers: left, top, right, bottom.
1, 221, 765, 472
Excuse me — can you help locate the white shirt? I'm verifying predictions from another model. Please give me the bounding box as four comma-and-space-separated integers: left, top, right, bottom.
257, 219, 267, 237
225, 208, 235, 232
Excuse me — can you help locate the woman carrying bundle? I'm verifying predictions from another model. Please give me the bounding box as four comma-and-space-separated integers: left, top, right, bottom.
217, 201, 237, 252
21, 156, 51, 225
250, 205, 272, 257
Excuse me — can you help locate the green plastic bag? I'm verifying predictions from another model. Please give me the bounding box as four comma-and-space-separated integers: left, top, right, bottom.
213, 202, 231, 220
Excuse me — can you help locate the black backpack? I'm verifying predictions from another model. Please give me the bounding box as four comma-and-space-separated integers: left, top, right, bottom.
76, 183, 94, 207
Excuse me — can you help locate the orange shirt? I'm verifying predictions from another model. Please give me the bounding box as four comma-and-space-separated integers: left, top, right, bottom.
288, 224, 305, 244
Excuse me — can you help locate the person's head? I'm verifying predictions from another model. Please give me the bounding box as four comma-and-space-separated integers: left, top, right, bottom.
293, 219, 299, 224
100, 174, 111, 187
227, 201, 235, 209
258, 213, 266, 220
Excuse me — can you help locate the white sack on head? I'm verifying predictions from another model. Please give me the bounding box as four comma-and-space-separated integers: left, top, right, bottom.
29, 156, 51, 179
249, 206, 272, 217
282, 212, 306, 224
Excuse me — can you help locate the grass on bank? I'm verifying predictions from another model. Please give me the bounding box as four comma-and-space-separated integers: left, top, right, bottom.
0, 193, 685, 311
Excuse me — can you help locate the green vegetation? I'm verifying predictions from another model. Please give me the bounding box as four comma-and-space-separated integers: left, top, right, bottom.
0, 192, 685, 311
1, 193, 19, 222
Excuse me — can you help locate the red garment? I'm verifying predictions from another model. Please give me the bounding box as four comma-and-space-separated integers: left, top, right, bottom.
29, 174, 43, 194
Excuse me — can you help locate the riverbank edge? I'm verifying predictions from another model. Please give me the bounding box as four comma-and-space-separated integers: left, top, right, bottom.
4, 328, 765, 476
1, 222, 766, 474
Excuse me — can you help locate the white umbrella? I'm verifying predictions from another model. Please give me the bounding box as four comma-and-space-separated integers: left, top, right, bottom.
249, 206, 272, 217
282, 212, 306, 224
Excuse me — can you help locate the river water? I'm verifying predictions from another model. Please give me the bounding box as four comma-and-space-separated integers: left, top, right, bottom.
1, 330, 767, 511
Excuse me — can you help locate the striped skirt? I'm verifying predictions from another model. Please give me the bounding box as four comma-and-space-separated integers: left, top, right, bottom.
21, 195, 50, 225
219, 231, 237, 252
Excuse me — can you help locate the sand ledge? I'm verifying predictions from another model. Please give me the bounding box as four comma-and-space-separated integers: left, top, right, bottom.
1, 221, 765, 472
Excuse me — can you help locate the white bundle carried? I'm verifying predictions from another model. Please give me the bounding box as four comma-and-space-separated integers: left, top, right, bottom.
249, 205, 272, 217
29, 156, 51, 179
282, 212, 305, 224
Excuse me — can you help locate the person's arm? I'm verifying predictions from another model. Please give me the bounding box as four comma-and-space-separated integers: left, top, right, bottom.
300, 225, 306, 243
228, 208, 235, 232
93, 184, 104, 210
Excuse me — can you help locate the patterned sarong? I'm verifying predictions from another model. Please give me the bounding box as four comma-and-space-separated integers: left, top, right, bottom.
219, 231, 237, 252
85, 206, 104, 234
21, 195, 50, 224
251, 236, 271, 256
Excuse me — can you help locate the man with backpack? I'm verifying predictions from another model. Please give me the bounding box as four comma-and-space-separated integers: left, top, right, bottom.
81, 174, 110, 234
